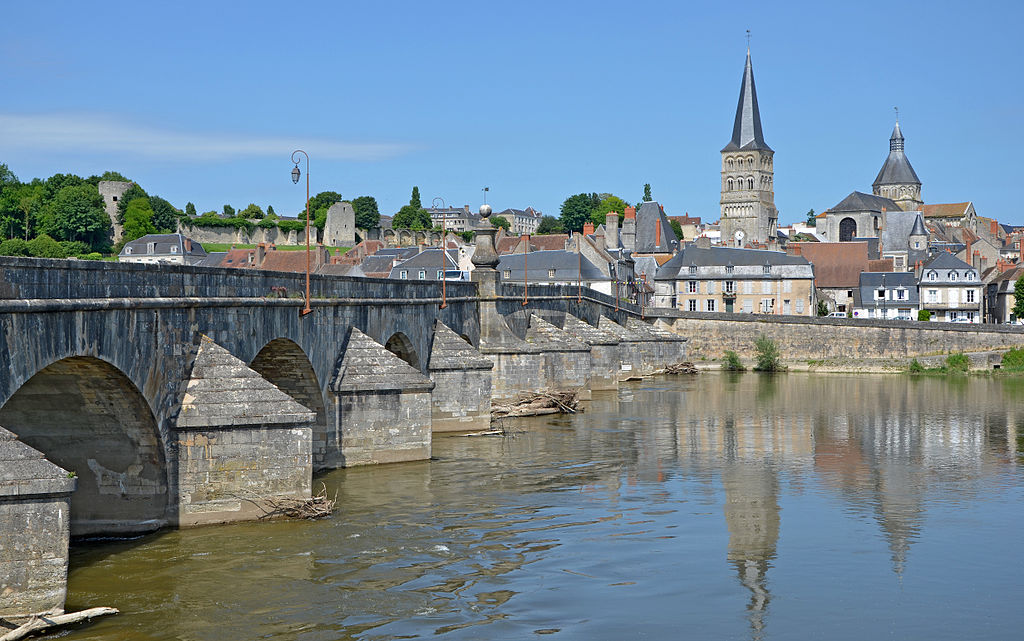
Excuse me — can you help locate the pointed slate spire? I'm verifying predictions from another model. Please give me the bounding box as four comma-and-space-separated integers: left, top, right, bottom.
909, 212, 927, 237
723, 50, 772, 152
873, 121, 920, 188
890, 122, 905, 152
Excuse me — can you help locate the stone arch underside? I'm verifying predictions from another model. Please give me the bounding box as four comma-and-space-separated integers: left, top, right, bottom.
0, 356, 168, 537
249, 338, 328, 469
385, 332, 420, 370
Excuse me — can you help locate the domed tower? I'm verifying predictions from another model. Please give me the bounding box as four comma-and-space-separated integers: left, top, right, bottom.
720, 48, 777, 246
872, 121, 923, 211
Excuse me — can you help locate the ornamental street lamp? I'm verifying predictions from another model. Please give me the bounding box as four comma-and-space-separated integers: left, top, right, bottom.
290, 150, 312, 316
433, 197, 448, 310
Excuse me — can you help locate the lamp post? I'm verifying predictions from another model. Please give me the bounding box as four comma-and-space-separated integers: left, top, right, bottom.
577, 232, 582, 303
433, 197, 448, 310
290, 150, 312, 316
522, 233, 529, 306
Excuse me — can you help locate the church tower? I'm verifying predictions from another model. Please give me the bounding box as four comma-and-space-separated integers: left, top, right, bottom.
720, 49, 777, 246
872, 121, 923, 211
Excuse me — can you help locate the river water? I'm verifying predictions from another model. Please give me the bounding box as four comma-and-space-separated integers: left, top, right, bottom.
60, 373, 1024, 640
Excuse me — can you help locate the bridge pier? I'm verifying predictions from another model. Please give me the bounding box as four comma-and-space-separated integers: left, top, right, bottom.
174, 338, 315, 526
331, 328, 434, 466
626, 318, 689, 371
599, 317, 649, 379
0, 427, 75, 619
561, 314, 621, 391
526, 315, 593, 400
428, 321, 494, 433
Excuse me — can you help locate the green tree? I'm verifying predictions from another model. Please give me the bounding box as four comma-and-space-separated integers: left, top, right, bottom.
559, 192, 600, 232
240, 203, 264, 219
222, 204, 235, 217
149, 196, 180, 233
43, 173, 87, 201
670, 219, 684, 240
266, 205, 275, 217
490, 215, 510, 230
536, 215, 565, 234
392, 204, 431, 230
918, 309, 931, 321
26, 234, 66, 258
1013, 277, 1024, 322
806, 208, 816, 227
185, 202, 197, 218
410, 186, 422, 209
753, 334, 783, 372
351, 196, 380, 230
816, 300, 829, 316
306, 191, 342, 215
116, 183, 148, 222
99, 171, 130, 182
123, 198, 157, 241
43, 184, 109, 247
0, 239, 29, 256
643, 183, 652, 202
0, 165, 24, 238
590, 195, 630, 227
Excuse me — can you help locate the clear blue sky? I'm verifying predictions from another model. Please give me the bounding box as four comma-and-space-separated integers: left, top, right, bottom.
2, 1, 1021, 224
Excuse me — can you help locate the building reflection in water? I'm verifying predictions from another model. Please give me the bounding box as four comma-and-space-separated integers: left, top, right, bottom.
672, 372, 1022, 639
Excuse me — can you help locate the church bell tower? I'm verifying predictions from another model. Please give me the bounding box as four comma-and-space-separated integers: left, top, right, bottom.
720, 48, 776, 246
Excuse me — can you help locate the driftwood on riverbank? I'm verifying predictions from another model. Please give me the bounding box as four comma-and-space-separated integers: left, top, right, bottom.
663, 362, 699, 375
0, 607, 118, 641
491, 390, 580, 419
235, 483, 336, 521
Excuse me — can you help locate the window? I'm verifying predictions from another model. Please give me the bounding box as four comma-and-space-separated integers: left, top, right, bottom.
744, 281, 753, 294
783, 280, 792, 293
897, 288, 907, 300
928, 289, 938, 303
688, 281, 698, 293
966, 272, 974, 281
726, 265, 734, 274
928, 271, 937, 281
949, 272, 957, 281
170, 246, 177, 254
125, 246, 132, 254
748, 178, 754, 189
847, 289, 854, 298
876, 288, 886, 300
688, 299, 697, 312
966, 289, 975, 303
503, 269, 511, 278
548, 268, 556, 278
761, 298, 774, 313
743, 299, 753, 313
112, 196, 117, 202
707, 281, 715, 295
437, 270, 444, 279
725, 281, 736, 293
706, 299, 716, 312
400, 270, 408, 279
762, 264, 771, 274
762, 281, 772, 294
727, 179, 733, 190
796, 299, 804, 314
418, 270, 426, 280
689, 264, 697, 275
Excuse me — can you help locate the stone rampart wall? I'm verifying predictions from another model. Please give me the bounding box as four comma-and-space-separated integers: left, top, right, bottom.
177, 223, 317, 247
657, 312, 1024, 360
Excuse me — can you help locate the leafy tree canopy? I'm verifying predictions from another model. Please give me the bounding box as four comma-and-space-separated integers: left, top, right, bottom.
351, 195, 380, 230
590, 195, 630, 227
123, 198, 157, 242
42, 184, 109, 248
490, 215, 510, 230
149, 196, 180, 233
392, 204, 431, 230
266, 205, 275, 217
222, 204, 235, 217
806, 208, 816, 227
1013, 277, 1024, 322
98, 171, 130, 183
306, 191, 342, 217
643, 183, 652, 202
536, 215, 565, 235
410, 186, 422, 209
670, 219, 684, 240
185, 202, 197, 218
559, 192, 600, 233
116, 184, 149, 222
240, 203, 264, 219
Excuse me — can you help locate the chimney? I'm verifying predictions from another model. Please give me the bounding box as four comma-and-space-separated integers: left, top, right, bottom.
788, 243, 802, 256
991, 219, 999, 236
973, 249, 982, 272
583, 221, 595, 235
256, 242, 266, 265
696, 235, 711, 250
965, 239, 972, 262
655, 218, 661, 248
319, 243, 329, 266
622, 207, 637, 251
605, 211, 619, 250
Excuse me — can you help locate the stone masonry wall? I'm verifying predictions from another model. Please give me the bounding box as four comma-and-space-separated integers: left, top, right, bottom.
485, 352, 546, 400
661, 313, 1024, 360
334, 390, 432, 466
176, 425, 312, 526
0, 496, 72, 618
430, 368, 492, 433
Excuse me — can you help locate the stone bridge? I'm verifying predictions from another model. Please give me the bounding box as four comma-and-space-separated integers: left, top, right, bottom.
0, 256, 689, 618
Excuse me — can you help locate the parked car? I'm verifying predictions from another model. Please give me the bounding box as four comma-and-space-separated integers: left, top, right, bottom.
827, 312, 847, 318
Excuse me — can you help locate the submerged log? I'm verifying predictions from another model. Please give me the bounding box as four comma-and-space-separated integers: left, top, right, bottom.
663, 362, 699, 375
491, 390, 580, 419
0, 607, 119, 641
234, 483, 337, 521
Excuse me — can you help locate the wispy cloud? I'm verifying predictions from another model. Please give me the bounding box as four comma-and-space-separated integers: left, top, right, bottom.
0, 113, 415, 161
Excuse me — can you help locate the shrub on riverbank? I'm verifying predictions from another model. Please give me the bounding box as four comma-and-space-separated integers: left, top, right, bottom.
1000, 348, 1024, 372
753, 335, 784, 372
908, 358, 925, 373
945, 353, 970, 373
723, 350, 746, 371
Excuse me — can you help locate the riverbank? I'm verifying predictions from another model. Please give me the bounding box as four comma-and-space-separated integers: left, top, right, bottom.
694, 348, 1017, 374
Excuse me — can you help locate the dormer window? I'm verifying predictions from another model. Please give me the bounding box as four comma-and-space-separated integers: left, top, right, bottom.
689, 264, 697, 275
503, 269, 512, 279
170, 246, 177, 254
125, 246, 132, 254
762, 264, 771, 274
548, 268, 556, 278
928, 271, 937, 281
949, 272, 957, 281
726, 264, 734, 274
966, 272, 974, 281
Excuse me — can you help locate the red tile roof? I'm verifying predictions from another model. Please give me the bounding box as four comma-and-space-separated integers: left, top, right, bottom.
790, 242, 870, 287
922, 202, 971, 218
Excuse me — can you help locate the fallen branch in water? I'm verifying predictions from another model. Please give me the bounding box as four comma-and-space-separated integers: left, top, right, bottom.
492, 390, 580, 419
663, 362, 699, 375
234, 483, 337, 521
0, 607, 118, 641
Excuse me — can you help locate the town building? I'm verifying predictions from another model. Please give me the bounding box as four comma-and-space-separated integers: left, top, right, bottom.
427, 206, 484, 233
497, 249, 610, 295
653, 240, 815, 315
719, 49, 777, 247
118, 233, 208, 265
984, 265, 1024, 324
388, 248, 459, 281
851, 272, 920, 320
219, 243, 333, 273
788, 241, 886, 314
494, 207, 543, 235
872, 121, 923, 211
916, 253, 982, 323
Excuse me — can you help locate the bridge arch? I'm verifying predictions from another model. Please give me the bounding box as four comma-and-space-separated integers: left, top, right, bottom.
385, 332, 420, 370
0, 356, 169, 537
249, 338, 328, 469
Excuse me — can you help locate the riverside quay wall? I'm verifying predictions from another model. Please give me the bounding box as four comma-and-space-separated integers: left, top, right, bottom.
0, 257, 686, 618
656, 311, 1024, 361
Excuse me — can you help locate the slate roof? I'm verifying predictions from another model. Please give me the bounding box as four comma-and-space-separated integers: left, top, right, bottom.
722, 50, 772, 152
880, 210, 924, 253
428, 321, 493, 371
0, 425, 75, 497
921, 252, 976, 278
655, 245, 810, 280
388, 249, 457, 278
120, 233, 208, 261
196, 251, 226, 267
496, 250, 605, 281
177, 336, 315, 428
634, 202, 679, 254
333, 327, 434, 393
360, 254, 399, 277
856, 272, 920, 308
830, 191, 901, 214
873, 123, 921, 187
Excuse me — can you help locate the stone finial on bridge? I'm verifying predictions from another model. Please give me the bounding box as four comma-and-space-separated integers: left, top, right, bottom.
0, 426, 76, 619
331, 327, 434, 465
428, 321, 494, 433
174, 336, 315, 526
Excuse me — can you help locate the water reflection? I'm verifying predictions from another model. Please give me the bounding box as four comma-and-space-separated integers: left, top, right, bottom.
62, 373, 1023, 640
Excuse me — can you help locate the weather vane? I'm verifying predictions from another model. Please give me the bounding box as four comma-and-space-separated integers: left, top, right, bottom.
894, 106, 899, 123
746, 29, 751, 49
